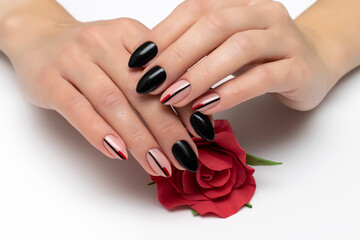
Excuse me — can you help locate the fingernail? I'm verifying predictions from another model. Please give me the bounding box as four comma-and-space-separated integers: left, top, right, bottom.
128, 41, 158, 68
147, 148, 172, 177
190, 112, 215, 141
172, 140, 198, 172
103, 135, 128, 160
192, 93, 220, 111
160, 80, 191, 105
136, 66, 166, 94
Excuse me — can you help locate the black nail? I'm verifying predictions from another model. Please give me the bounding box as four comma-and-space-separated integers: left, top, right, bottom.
172, 140, 198, 172
128, 41, 158, 68
190, 112, 215, 141
136, 66, 166, 94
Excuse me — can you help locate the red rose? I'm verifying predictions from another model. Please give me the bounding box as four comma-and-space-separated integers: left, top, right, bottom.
151, 119, 256, 218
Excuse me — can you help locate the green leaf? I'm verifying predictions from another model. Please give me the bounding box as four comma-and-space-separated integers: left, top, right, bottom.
147, 182, 155, 186
245, 203, 253, 208
191, 208, 199, 216
246, 153, 283, 166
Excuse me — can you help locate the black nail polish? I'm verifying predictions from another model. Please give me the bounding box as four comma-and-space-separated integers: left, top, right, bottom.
136, 66, 166, 94
128, 41, 158, 68
190, 112, 215, 141
172, 140, 199, 172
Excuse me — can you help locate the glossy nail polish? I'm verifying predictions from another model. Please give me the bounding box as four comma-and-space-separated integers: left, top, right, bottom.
128, 41, 158, 68
103, 135, 128, 160
136, 66, 166, 94
147, 148, 171, 177
172, 140, 198, 172
190, 112, 215, 141
192, 93, 220, 111
160, 80, 191, 105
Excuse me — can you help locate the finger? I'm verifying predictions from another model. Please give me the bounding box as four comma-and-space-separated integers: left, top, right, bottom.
95, 48, 200, 172
128, 0, 248, 68
191, 59, 292, 114
49, 78, 128, 161
135, 5, 274, 95
175, 104, 215, 141
129, 93, 200, 172
62, 59, 172, 177
161, 29, 288, 107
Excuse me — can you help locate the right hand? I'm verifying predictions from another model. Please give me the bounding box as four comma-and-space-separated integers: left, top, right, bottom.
0, 10, 208, 176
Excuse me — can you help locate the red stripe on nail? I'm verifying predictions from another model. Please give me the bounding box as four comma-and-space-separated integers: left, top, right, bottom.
160, 94, 171, 104
118, 151, 127, 160
192, 103, 203, 110
163, 167, 170, 177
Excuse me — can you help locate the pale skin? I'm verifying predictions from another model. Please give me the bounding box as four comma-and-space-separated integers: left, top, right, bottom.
1, 0, 359, 176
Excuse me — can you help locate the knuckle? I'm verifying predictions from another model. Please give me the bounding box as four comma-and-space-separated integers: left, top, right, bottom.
270, 1, 290, 21
127, 128, 147, 145
226, 80, 241, 99
230, 33, 257, 54
204, 11, 229, 31
167, 46, 186, 64
56, 44, 82, 67
183, 0, 208, 16
62, 93, 86, 112
96, 87, 123, 109
78, 25, 107, 48
157, 120, 176, 136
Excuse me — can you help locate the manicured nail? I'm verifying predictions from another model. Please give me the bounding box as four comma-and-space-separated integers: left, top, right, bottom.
190, 112, 215, 141
136, 66, 166, 94
192, 93, 220, 111
172, 140, 198, 172
103, 135, 128, 160
128, 41, 158, 68
147, 148, 172, 177
160, 80, 191, 105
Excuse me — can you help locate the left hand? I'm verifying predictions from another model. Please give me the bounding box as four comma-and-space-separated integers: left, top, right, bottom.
129, 0, 332, 113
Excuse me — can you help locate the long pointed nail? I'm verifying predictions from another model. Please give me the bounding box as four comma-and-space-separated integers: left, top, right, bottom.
172, 140, 198, 172
190, 112, 215, 141
128, 41, 158, 68
136, 66, 166, 94
147, 148, 172, 177
103, 135, 128, 160
192, 93, 220, 111
160, 80, 191, 105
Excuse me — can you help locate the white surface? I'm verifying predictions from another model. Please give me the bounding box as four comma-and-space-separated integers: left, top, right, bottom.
0, 0, 359, 239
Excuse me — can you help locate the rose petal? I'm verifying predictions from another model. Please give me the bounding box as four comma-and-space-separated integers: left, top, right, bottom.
209, 169, 231, 187
191, 171, 256, 218
213, 120, 247, 166
198, 148, 233, 171
182, 170, 201, 195
202, 167, 236, 199
200, 165, 215, 181
233, 163, 247, 188
151, 175, 196, 209
196, 165, 214, 189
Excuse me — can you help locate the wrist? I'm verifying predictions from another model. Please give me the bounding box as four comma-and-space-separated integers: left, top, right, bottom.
295, 0, 360, 91
0, 0, 78, 59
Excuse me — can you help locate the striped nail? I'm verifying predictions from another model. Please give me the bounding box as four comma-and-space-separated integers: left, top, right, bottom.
192, 93, 220, 111
103, 135, 128, 160
147, 148, 172, 177
146, 148, 171, 177
160, 80, 191, 105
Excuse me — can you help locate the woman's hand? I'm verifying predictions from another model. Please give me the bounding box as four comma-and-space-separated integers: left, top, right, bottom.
128, 0, 355, 113
0, 0, 207, 176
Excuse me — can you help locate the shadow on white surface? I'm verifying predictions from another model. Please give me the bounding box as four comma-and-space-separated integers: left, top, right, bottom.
32, 106, 159, 206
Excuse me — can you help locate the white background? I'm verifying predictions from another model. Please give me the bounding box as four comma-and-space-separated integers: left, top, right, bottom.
1, 0, 359, 239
